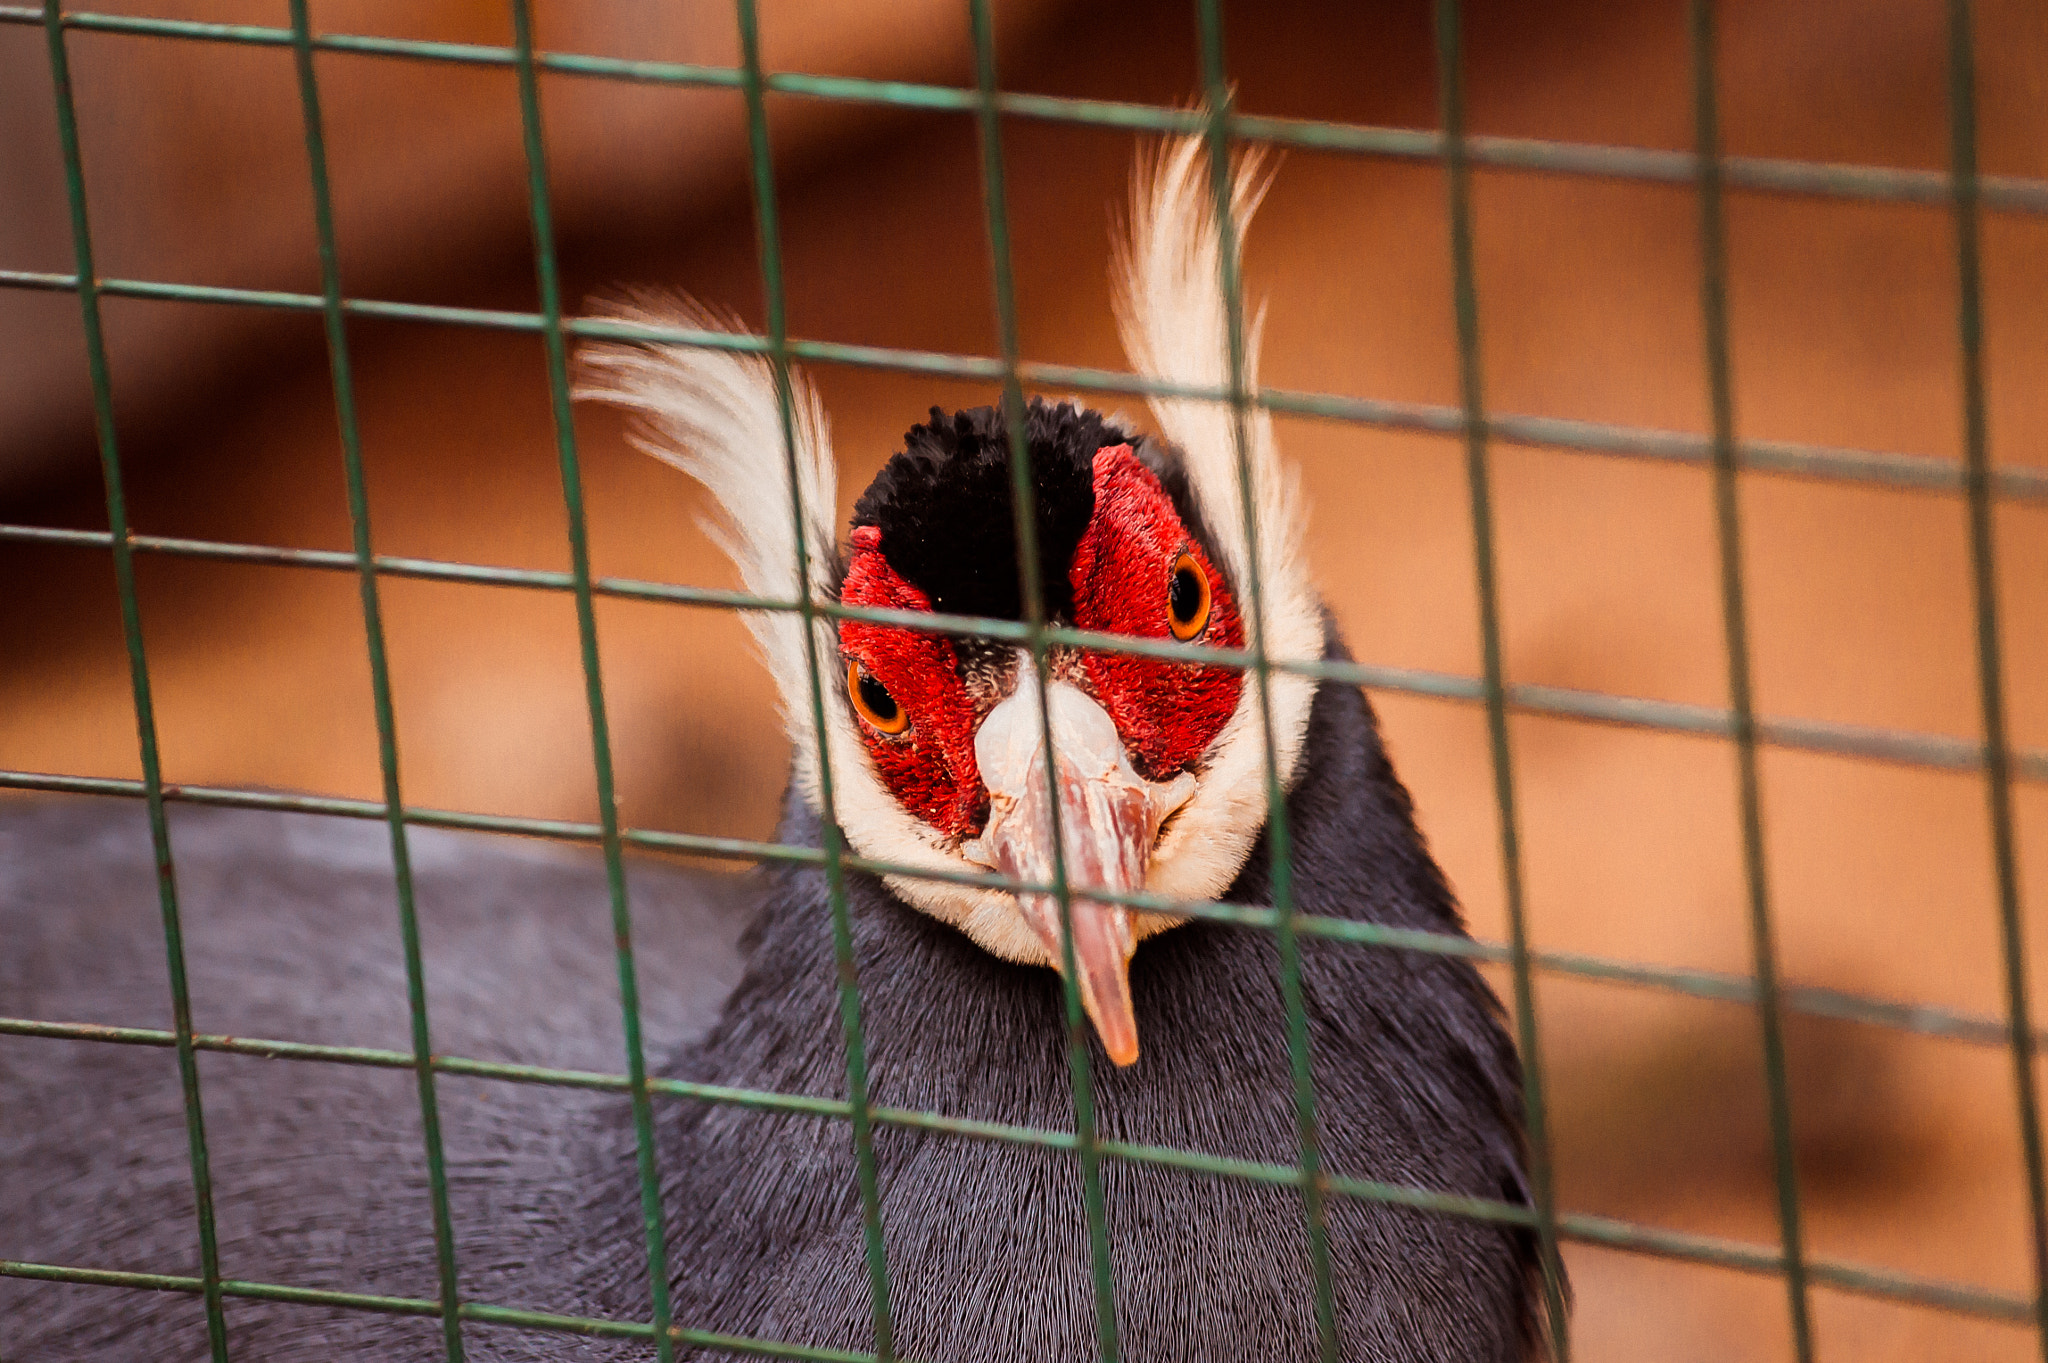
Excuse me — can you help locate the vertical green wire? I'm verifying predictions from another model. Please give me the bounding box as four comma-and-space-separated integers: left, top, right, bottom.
504, 6, 675, 1357
284, 5, 466, 1357
960, 5, 1122, 1356
1430, 3, 1572, 1356
730, 2, 896, 1354
37, 6, 229, 1358
1688, 5, 1815, 1358
1188, 4, 1338, 1357
1945, 2, 2048, 1355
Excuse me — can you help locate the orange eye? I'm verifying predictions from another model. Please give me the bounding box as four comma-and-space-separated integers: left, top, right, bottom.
847, 661, 909, 735
1167, 550, 1211, 641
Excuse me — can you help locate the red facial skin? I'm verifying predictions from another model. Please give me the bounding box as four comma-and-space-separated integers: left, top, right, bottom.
838, 525, 988, 837
1069, 444, 1244, 780
837, 445, 1244, 837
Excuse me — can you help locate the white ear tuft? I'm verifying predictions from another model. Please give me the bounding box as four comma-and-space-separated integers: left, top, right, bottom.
576, 299, 840, 800
1114, 137, 1325, 894
1114, 137, 1318, 673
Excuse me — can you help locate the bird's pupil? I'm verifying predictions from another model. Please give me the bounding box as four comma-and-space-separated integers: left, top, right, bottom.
858, 673, 898, 721
1170, 565, 1202, 622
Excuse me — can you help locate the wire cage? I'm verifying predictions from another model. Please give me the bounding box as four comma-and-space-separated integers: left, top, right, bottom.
0, 1, 2043, 1360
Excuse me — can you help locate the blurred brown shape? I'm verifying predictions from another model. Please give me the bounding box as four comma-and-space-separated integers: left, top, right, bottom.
4, 0, 2048, 1357
1551, 1005, 1940, 1206
0, 0, 1051, 489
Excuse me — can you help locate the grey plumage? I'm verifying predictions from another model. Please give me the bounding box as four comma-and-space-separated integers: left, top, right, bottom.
2, 631, 1540, 1360
1, 797, 754, 1359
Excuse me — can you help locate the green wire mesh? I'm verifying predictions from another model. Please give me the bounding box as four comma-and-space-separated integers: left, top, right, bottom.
1687, 3, 1812, 1357
1, 1, 2045, 1360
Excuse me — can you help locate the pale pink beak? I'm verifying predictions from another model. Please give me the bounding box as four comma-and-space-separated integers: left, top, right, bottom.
963, 657, 1195, 1066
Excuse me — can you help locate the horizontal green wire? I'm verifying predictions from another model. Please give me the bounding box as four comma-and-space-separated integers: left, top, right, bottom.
0, 4, 2044, 215
0, 1257, 877, 1363
0, 764, 2036, 1052
0, 1014, 1541, 1221
0, 1022, 2024, 1326
0, 1059, 2030, 1327
4, 521, 2042, 787
0, 1009, 2031, 1329
4, 268, 2044, 506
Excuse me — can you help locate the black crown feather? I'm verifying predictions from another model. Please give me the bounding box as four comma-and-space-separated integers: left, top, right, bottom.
849, 399, 1133, 623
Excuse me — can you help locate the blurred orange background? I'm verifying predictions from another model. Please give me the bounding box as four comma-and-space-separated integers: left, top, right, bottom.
2, 0, 2045, 1358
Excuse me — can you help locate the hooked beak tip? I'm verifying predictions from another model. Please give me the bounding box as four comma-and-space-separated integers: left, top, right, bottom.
1098, 1011, 1141, 1067
1055, 903, 1142, 1068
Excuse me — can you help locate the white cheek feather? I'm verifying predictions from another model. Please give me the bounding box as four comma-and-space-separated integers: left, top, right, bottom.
1115, 137, 1325, 912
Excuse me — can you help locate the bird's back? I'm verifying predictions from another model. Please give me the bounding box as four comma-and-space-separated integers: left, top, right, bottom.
0, 796, 756, 1360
